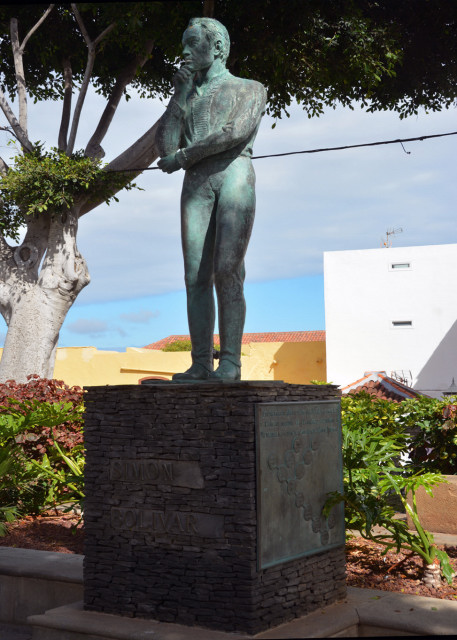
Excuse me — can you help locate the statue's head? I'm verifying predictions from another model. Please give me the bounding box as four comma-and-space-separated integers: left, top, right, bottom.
183, 17, 230, 69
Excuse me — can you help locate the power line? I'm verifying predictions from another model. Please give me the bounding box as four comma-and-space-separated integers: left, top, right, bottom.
107, 130, 457, 173
252, 130, 457, 159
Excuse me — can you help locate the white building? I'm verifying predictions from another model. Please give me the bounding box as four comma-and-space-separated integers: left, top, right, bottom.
324, 244, 457, 397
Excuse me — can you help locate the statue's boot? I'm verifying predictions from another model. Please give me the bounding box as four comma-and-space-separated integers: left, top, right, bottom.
172, 362, 212, 381
210, 358, 241, 381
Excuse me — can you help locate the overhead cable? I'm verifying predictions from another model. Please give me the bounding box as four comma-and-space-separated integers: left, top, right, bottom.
107, 130, 457, 173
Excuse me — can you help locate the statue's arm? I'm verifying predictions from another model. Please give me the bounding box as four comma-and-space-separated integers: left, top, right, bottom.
177, 83, 266, 169
156, 98, 185, 157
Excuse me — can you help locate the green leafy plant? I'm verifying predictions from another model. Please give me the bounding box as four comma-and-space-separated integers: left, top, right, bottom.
324, 393, 454, 586
0, 376, 84, 460
0, 446, 19, 535
0, 143, 141, 239
162, 339, 193, 352
400, 396, 457, 475
0, 393, 85, 532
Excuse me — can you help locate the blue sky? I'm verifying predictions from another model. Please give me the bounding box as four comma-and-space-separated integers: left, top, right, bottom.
1, 85, 457, 350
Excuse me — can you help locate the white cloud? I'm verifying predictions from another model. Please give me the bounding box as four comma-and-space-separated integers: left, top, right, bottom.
119, 309, 159, 324
4, 87, 457, 308
66, 318, 109, 336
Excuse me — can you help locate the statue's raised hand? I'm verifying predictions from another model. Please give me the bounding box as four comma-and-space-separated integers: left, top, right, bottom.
173, 62, 194, 106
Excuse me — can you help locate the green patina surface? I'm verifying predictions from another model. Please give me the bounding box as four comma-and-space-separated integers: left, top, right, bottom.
157, 17, 266, 381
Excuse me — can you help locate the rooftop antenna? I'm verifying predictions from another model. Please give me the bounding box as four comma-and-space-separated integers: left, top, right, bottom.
381, 227, 403, 248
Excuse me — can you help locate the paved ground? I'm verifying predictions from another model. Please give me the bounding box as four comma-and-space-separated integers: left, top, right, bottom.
0, 622, 32, 640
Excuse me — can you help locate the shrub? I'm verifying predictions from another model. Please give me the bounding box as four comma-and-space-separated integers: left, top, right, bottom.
162, 339, 193, 352
325, 392, 454, 586
0, 377, 85, 528
400, 395, 457, 475
0, 375, 84, 461
343, 391, 457, 474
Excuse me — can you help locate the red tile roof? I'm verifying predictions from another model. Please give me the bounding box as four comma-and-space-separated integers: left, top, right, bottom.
341, 371, 427, 402
144, 331, 325, 350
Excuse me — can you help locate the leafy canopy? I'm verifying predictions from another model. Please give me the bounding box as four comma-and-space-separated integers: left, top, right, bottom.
0, 2, 456, 120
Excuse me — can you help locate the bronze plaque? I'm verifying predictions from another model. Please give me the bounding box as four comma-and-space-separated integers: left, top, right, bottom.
256, 401, 344, 569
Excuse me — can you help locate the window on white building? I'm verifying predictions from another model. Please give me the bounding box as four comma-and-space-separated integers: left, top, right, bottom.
390, 262, 411, 270
392, 320, 413, 328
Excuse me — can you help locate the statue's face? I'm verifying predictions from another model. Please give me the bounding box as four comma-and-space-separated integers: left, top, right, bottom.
182, 25, 217, 71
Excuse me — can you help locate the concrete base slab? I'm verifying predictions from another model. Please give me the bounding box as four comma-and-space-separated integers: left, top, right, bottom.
0, 548, 83, 624
0, 621, 32, 640
3, 547, 457, 637
29, 601, 248, 640
0, 547, 83, 582
27, 588, 457, 639
349, 587, 457, 637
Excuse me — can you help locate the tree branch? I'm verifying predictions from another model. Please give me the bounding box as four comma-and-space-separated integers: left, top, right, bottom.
67, 4, 116, 155
203, 0, 215, 17
80, 118, 160, 217
19, 4, 55, 53
0, 156, 8, 175
9, 6, 55, 141
85, 40, 154, 159
0, 87, 33, 152
71, 3, 91, 46
66, 49, 95, 155
93, 22, 116, 47
10, 18, 28, 135
58, 58, 73, 151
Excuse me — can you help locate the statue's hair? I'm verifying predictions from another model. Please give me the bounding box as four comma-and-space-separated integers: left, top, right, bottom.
187, 17, 230, 63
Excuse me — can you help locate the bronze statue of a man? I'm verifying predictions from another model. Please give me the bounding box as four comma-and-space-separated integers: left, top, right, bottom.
157, 17, 266, 381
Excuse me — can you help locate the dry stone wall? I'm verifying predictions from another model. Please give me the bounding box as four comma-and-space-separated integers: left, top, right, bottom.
83, 382, 346, 634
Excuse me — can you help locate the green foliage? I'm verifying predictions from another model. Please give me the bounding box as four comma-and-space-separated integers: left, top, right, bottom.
341, 392, 457, 474
0, 143, 140, 236
324, 392, 454, 584
400, 396, 457, 475
162, 339, 193, 352
0, 445, 19, 535
162, 340, 224, 354
0, 376, 84, 459
0, 397, 85, 533
342, 391, 403, 436
1, 2, 457, 122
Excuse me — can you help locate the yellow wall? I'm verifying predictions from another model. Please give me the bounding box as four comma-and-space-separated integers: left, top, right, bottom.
241, 342, 326, 384
53, 347, 193, 387
0, 341, 327, 387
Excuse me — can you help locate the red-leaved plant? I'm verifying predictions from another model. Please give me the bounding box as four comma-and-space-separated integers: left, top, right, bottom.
0, 374, 84, 460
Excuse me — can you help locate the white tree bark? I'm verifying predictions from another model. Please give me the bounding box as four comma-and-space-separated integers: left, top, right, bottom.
0, 208, 90, 382
0, 6, 160, 382
0, 115, 160, 382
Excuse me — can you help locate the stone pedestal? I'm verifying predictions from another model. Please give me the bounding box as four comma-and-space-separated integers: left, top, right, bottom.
83, 382, 346, 635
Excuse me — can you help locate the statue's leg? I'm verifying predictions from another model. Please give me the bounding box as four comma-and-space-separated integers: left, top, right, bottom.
173, 172, 216, 380
211, 158, 256, 380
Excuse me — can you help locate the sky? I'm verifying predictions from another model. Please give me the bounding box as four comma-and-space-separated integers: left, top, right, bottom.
1, 81, 457, 351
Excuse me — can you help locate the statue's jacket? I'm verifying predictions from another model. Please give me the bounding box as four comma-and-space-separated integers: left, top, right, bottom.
157, 69, 267, 170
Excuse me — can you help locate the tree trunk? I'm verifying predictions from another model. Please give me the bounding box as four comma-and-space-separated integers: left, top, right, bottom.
422, 560, 441, 588
0, 207, 90, 382
0, 119, 159, 383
